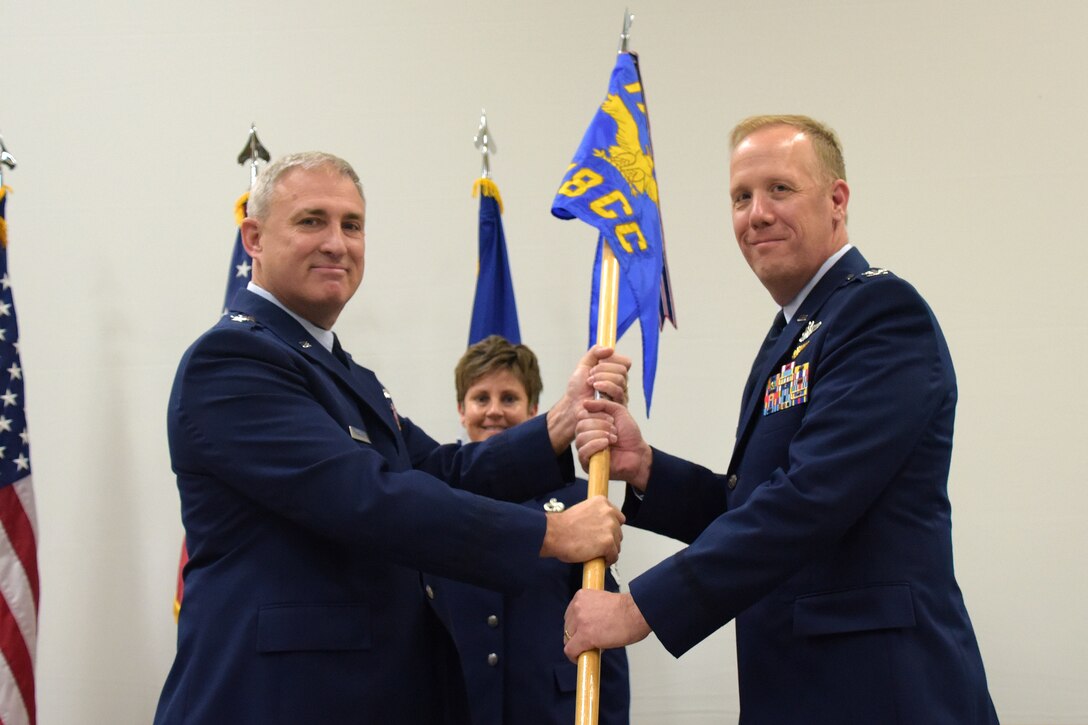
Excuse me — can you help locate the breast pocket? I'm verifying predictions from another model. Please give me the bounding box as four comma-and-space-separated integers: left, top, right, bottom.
755, 403, 805, 435
257, 603, 371, 652
793, 583, 916, 637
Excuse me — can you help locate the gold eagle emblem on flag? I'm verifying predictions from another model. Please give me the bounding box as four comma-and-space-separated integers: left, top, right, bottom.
593, 93, 659, 204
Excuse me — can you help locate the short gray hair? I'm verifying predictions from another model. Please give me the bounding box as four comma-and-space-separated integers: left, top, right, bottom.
247, 151, 365, 220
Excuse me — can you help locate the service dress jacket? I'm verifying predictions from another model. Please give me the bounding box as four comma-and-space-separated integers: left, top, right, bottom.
429, 479, 631, 725
625, 248, 998, 724
155, 290, 573, 725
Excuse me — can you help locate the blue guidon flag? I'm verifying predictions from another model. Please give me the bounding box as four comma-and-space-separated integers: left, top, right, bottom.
552, 51, 675, 414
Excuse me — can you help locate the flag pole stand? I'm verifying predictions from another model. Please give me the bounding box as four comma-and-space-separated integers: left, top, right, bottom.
575, 243, 620, 725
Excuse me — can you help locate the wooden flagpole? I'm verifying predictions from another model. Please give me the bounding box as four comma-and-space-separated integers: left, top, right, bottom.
575, 243, 620, 725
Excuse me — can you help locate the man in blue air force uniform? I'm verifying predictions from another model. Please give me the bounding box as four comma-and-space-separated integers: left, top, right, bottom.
563, 116, 998, 724
155, 152, 629, 724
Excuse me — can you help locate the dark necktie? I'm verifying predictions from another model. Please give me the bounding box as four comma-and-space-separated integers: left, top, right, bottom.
768, 311, 787, 342
757, 311, 787, 362
331, 335, 350, 369
741, 312, 787, 410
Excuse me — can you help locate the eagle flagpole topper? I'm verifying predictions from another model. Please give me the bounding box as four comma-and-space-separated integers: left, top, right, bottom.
550, 10, 673, 725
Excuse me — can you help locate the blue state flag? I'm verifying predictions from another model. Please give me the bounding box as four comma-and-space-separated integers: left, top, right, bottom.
551, 51, 675, 414
468, 178, 520, 345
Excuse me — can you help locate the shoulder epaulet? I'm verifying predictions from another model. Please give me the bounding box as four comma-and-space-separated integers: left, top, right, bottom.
846, 266, 894, 283
223, 312, 265, 331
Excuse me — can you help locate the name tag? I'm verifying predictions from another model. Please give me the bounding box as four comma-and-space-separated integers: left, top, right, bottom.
348, 425, 371, 444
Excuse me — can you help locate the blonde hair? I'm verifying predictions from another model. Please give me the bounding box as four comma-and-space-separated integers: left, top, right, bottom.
730, 115, 846, 183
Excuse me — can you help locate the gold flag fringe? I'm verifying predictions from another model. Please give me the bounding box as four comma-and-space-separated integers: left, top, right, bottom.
0, 186, 9, 249
234, 191, 250, 227
471, 178, 504, 214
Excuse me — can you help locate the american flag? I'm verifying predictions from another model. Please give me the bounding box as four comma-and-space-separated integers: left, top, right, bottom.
0, 185, 39, 725
221, 192, 253, 314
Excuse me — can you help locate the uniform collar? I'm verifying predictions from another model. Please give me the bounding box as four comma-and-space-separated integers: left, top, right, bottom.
782, 243, 853, 323
246, 281, 336, 353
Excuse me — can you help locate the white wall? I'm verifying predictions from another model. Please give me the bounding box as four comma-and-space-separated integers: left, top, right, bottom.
3, 1, 1086, 722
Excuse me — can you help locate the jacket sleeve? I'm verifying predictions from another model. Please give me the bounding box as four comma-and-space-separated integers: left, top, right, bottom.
169, 325, 551, 592
630, 276, 954, 656
621, 449, 729, 544
406, 415, 577, 502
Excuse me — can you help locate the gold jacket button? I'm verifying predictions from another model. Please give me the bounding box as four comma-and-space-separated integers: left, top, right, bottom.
727, 474, 738, 490
487, 615, 499, 628
425, 584, 435, 600
487, 653, 499, 667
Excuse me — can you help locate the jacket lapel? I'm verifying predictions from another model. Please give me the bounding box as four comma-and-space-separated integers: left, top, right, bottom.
230, 290, 402, 444
735, 317, 804, 434
729, 249, 870, 467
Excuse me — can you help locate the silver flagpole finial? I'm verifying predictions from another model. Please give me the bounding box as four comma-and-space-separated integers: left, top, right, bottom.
473, 109, 496, 179
618, 8, 635, 53
0, 133, 16, 188
236, 123, 271, 189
